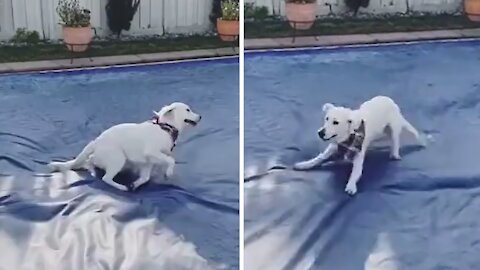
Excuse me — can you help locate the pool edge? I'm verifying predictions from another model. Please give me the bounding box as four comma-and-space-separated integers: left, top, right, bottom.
245, 37, 480, 56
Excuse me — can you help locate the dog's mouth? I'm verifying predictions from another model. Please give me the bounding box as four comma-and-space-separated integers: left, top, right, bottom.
184, 119, 197, 126
321, 134, 337, 141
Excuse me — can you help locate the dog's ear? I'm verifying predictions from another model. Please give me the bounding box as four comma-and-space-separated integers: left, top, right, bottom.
154, 105, 175, 119
322, 103, 334, 113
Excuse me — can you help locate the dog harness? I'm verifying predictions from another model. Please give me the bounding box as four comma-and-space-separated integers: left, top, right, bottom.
337, 120, 365, 161
151, 116, 178, 151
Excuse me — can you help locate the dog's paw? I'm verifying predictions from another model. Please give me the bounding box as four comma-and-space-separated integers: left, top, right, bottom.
116, 185, 129, 192
293, 162, 310, 170
345, 183, 357, 195
390, 153, 401, 160
418, 134, 433, 147
126, 183, 135, 192
47, 162, 66, 173
165, 167, 174, 179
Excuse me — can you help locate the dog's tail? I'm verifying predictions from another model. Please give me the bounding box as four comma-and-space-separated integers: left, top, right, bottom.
401, 116, 431, 146
48, 141, 96, 172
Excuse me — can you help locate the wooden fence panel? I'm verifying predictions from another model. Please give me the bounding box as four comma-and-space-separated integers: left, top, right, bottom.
0, 0, 212, 40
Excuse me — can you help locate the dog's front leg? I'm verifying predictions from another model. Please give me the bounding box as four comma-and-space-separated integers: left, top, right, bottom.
294, 143, 338, 170
147, 152, 175, 179
345, 151, 365, 195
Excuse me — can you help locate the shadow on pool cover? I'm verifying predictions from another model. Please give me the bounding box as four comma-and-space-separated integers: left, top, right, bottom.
0, 60, 239, 270
244, 40, 480, 270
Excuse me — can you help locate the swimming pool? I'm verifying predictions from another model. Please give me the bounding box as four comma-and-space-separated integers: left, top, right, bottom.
244, 40, 480, 270
0, 58, 239, 270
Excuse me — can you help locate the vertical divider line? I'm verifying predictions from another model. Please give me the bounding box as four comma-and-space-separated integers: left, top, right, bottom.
239, 0, 245, 268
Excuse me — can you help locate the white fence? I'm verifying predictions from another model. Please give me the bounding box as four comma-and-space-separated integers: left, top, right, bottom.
247, 0, 461, 17
0, 0, 213, 40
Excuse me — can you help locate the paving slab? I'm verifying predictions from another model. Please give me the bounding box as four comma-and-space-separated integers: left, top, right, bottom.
5, 61, 60, 72
136, 52, 176, 62
165, 49, 218, 60
0, 64, 13, 74
275, 36, 321, 47
410, 29, 464, 40
368, 32, 424, 42
457, 28, 480, 37
136, 49, 233, 62
320, 34, 376, 45
245, 38, 280, 49
90, 55, 143, 66
214, 47, 239, 56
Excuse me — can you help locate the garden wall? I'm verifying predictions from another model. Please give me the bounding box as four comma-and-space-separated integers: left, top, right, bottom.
0, 0, 213, 41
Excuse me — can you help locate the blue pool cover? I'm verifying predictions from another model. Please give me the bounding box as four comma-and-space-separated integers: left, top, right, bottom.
245, 40, 480, 270
0, 59, 239, 270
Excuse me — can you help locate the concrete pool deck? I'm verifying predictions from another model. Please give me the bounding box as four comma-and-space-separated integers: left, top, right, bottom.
245, 28, 480, 49
0, 47, 239, 74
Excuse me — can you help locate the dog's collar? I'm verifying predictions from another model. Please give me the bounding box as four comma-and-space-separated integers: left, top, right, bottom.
152, 117, 178, 150
337, 120, 365, 160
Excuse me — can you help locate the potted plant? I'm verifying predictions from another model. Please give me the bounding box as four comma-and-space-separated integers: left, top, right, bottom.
56, 0, 92, 52
285, 0, 317, 30
217, 0, 239, 41
465, 0, 480, 21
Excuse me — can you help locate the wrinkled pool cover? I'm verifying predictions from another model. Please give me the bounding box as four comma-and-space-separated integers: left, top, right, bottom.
0, 59, 239, 270
245, 40, 480, 270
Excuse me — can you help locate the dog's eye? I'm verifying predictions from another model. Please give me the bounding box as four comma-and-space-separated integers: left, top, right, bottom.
325, 117, 329, 121
186, 108, 190, 112
333, 120, 339, 125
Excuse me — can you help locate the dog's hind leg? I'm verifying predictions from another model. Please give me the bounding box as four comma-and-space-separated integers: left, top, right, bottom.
130, 164, 153, 190
84, 157, 97, 177
101, 154, 128, 191
388, 120, 402, 160
399, 115, 430, 147
401, 116, 421, 140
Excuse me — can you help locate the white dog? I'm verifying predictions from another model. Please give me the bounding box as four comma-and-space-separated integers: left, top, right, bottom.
48, 102, 201, 191
294, 96, 424, 195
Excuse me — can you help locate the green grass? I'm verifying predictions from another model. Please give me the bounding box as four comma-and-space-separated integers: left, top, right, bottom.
0, 35, 237, 63
245, 14, 480, 39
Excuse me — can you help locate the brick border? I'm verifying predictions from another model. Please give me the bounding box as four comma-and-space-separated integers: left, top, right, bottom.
0, 47, 238, 75
245, 28, 480, 50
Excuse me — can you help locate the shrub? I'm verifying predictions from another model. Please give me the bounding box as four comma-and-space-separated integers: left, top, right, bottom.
211, 0, 239, 23
221, 0, 239, 21
106, 0, 141, 37
56, 0, 91, 27
10, 28, 41, 44
245, 3, 269, 20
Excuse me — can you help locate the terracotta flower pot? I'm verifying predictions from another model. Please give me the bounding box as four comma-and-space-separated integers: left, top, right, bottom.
285, 2, 317, 30
217, 18, 239, 41
465, 0, 480, 21
62, 26, 93, 52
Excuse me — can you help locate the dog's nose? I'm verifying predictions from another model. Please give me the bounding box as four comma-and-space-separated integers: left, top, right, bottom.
318, 129, 325, 139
